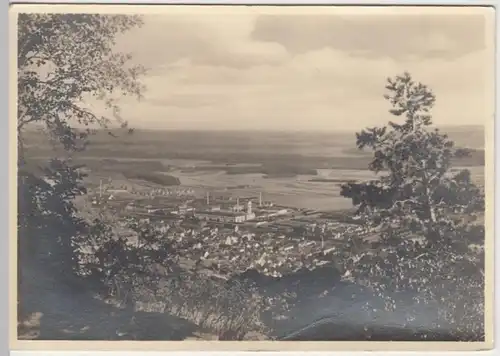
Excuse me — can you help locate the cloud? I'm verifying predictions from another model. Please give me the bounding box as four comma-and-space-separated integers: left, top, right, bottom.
114, 14, 289, 70
252, 13, 488, 60
86, 9, 493, 131
107, 45, 491, 131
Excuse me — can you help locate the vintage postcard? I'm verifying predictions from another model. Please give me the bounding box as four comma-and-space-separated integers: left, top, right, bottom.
10, 4, 495, 352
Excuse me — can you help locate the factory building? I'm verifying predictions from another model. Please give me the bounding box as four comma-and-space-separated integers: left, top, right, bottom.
258, 192, 274, 207
196, 193, 255, 223
195, 211, 247, 223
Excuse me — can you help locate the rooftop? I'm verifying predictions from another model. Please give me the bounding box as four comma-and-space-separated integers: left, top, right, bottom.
196, 210, 246, 217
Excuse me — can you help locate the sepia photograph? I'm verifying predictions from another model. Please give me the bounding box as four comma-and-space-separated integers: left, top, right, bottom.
11, 4, 495, 351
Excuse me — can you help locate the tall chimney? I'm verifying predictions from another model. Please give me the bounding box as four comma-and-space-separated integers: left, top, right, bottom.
206, 191, 210, 205
259, 192, 262, 207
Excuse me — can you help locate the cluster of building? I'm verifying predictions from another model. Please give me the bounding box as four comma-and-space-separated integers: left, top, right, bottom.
92, 182, 196, 203
131, 217, 368, 278
96, 187, 292, 228
103, 204, 367, 279
195, 192, 289, 223
195, 193, 255, 223
84, 179, 371, 278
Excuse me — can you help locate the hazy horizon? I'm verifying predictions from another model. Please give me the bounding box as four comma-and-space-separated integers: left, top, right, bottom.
111, 123, 485, 132
26, 123, 485, 134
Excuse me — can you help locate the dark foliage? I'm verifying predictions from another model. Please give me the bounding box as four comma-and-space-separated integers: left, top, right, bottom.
338, 72, 485, 340
17, 13, 147, 281
18, 159, 88, 280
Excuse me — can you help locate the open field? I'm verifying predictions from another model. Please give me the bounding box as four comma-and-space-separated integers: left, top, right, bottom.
165, 168, 378, 211
24, 126, 485, 211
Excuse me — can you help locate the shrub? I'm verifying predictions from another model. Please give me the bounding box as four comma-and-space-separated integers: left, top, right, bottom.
18, 159, 88, 280
133, 274, 271, 340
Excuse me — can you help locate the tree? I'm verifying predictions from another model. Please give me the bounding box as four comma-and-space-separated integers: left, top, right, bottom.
17, 13, 147, 279
18, 159, 88, 278
17, 13, 146, 155
75, 214, 177, 307
338, 72, 485, 340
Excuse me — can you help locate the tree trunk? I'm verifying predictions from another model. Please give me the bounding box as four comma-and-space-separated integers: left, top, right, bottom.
422, 173, 439, 243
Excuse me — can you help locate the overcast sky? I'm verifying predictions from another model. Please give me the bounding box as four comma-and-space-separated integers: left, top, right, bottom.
87, 6, 494, 131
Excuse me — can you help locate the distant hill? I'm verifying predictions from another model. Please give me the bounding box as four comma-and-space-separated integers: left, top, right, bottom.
21, 125, 485, 167
22, 124, 485, 147
438, 125, 484, 149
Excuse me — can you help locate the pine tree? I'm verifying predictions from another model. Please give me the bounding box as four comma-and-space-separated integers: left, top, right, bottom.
338, 72, 485, 340
341, 72, 483, 246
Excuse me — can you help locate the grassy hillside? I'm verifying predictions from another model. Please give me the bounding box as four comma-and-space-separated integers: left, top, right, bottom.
18, 262, 200, 340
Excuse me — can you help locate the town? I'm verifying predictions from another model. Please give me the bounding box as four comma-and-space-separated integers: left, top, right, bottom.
82, 179, 368, 279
